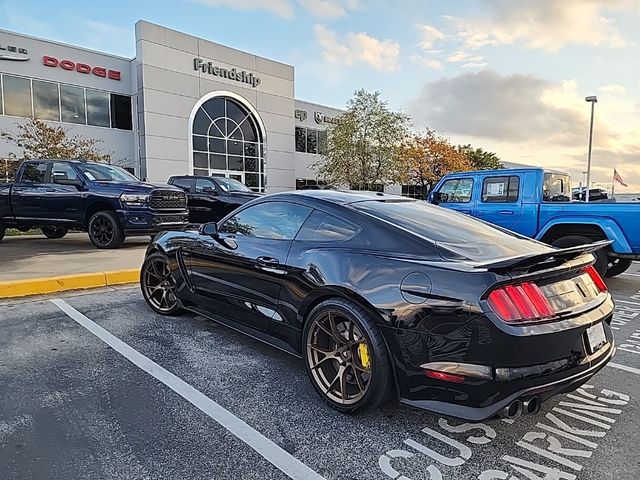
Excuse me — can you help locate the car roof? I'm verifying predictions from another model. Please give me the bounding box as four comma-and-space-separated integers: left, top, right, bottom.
269, 189, 411, 205
444, 167, 569, 177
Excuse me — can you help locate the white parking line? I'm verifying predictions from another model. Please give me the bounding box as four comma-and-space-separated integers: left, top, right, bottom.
620, 272, 640, 278
607, 362, 640, 376
50, 299, 325, 480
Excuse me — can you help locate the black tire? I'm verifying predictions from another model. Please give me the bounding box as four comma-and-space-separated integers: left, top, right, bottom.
302, 298, 393, 414
88, 211, 124, 249
140, 252, 183, 315
552, 235, 608, 277
0, 223, 5, 243
605, 258, 633, 277
41, 225, 68, 239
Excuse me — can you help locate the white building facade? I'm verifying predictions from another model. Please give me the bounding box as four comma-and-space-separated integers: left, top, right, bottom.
0, 21, 342, 192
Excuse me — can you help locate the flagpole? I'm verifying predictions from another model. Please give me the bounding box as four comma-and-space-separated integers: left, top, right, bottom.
612, 168, 615, 200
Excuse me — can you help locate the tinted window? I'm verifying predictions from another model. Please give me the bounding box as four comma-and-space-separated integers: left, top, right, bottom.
51, 162, 79, 182
353, 200, 549, 261
111, 94, 132, 130
32, 80, 59, 121
21, 162, 47, 183
171, 178, 194, 193
60, 85, 85, 124
318, 130, 328, 155
77, 163, 138, 182
544, 173, 572, 202
195, 178, 217, 193
220, 202, 312, 240
297, 211, 360, 242
86, 89, 110, 127
482, 176, 520, 203
438, 178, 473, 203
3, 75, 32, 117
295, 127, 306, 153
306, 129, 318, 154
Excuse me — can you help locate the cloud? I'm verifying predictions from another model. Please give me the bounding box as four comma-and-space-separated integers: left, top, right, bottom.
408, 69, 640, 189
191, 0, 359, 18
411, 54, 444, 70
314, 24, 400, 72
82, 21, 133, 56
600, 83, 626, 94
297, 0, 358, 18
417, 25, 447, 50
445, 0, 638, 51
409, 70, 589, 143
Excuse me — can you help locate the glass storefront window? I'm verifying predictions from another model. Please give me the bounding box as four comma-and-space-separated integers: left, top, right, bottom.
60, 84, 86, 124
111, 94, 132, 130
191, 96, 265, 192
306, 129, 318, 154
3, 75, 32, 117
295, 127, 306, 152
32, 80, 59, 121
86, 89, 110, 127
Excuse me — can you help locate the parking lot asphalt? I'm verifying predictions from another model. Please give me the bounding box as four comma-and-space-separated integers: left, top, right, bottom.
2, 266, 640, 479
0, 233, 148, 281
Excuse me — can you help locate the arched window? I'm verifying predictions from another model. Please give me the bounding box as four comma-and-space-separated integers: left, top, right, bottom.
191, 96, 265, 192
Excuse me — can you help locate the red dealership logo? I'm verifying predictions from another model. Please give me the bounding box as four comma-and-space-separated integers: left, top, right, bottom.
43, 56, 121, 81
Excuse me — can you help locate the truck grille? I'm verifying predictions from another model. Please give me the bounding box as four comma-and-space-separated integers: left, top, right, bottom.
150, 190, 187, 210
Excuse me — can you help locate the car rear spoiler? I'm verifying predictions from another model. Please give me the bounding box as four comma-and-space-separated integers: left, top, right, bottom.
475, 240, 612, 274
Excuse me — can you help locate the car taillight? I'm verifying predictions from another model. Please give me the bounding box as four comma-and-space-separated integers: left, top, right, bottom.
487, 282, 555, 323
585, 265, 607, 292
424, 369, 466, 384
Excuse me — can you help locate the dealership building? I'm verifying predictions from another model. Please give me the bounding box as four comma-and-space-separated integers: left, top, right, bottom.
0, 21, 344, 192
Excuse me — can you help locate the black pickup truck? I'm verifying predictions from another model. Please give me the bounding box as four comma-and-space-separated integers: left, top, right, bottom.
167, 175, 261, 224
0, 159, 189, 248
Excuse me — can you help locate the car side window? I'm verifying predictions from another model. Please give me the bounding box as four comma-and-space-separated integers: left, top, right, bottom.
296, 210, 361, 242
482, 176, 520, 203
20, 162, 48, 183
172, 178, 194, 193
195, 178, 217, 193
51, 162, 79, 182
219, 201, 312, 240
438, 178, 473, 203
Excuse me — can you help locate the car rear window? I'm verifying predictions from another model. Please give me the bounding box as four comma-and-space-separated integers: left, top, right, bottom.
352, 200, 551, 261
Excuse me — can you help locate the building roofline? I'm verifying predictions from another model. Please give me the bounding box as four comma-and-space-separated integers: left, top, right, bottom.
295, 98, 345, 112
0, 27, 134, 62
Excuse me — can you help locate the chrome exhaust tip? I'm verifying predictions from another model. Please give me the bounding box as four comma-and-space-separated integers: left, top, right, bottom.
499, 399, 523, 419
523, 396, 541, 416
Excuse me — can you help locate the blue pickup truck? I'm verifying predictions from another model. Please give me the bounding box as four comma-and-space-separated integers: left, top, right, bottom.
0, 159, 189, 249
428, 167, 640, 277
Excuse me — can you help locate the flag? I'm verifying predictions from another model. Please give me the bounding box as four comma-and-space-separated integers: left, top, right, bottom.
614, 168, 628, 187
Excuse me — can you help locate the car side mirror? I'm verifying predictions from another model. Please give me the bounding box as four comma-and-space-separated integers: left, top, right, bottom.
430, 192, 441, 204
202, 187, 219, 195
200, 222, 218, 238
54, 176, 83, 188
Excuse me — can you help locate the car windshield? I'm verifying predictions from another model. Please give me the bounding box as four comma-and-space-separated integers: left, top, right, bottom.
352, 200, 551, 261
215, 177, 252, 192
77, 163, 138, 182
543, 173, 572, 202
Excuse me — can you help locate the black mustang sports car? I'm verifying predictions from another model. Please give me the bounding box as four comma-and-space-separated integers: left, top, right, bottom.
140, 190, 615, 420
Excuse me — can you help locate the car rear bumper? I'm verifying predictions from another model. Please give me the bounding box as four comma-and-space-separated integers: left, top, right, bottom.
400, 340, 615, 421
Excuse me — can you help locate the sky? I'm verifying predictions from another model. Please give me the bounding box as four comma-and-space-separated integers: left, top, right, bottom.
2, 0, 640, 190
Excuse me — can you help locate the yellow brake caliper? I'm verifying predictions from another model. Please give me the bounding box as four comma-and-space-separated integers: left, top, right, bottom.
357, 342, 371, 369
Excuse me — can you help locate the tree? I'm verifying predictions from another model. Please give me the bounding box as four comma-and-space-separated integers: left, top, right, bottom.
1, 118, 111, 164
399, 129, 472, 198
313, 90, 410, 190
458, 144, 503, 170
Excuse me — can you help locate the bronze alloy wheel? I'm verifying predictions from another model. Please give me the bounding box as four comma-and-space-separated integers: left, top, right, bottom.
141, 255, 179, 314
306, 310, 373, 405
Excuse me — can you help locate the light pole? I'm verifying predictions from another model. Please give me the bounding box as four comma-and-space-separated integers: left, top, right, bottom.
585, 96, 597, 203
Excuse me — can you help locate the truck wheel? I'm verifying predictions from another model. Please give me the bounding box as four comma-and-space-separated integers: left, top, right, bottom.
552, 235, 608, 277
42, 226, 68, 239
88, 211, 124, 249
605, 258, 632, 277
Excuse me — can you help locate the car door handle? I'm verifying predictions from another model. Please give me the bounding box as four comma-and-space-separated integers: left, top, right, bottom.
45, 188, 56, 192
256, 256, 280, 268
498, 210, 515, 216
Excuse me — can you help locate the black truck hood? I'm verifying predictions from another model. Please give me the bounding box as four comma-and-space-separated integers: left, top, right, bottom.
224, 191, 263, 201
92, 181, 182, 194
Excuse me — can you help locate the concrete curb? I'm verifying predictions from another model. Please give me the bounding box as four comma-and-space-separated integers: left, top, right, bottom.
0, 269, 140, 299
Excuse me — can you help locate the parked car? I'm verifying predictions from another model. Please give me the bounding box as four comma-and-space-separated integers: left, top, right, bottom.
167, 175, 261, 224
428, 168, 640, 277
0, 159, 189, 248
140, 190, 614, 420
572, 187, 609, 202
